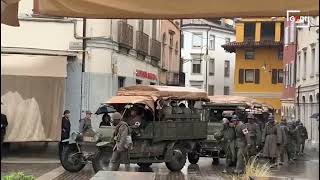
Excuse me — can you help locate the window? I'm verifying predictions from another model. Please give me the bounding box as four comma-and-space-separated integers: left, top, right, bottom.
297, 54, 301, 81
245, 69, 255, 83
181, 33, 184, 49
169, 33, 174, 48
192, 60, 201, 74
284, 26, 289, 46
138, 20, 144, 32
118, 76, 125, 89
303, 51, 307, 79
291, 62, 294, 86
209, 35, 215, 50
208, 85, 214, 95
152, 20, 157, 39
209, 59, 215, 76
277, 49, 283, 60
136, 79, 142, 84
261, 22, 275, 41
225, 37, 231, 44
272, 69, 284, 84
224, 86, 230, 95
150, 82, 156, 85
244, 23, 256, 41
192, 33, 202, 48
245, 49, 255, 60
311, 48, 315, 76
224, 60, 230, 77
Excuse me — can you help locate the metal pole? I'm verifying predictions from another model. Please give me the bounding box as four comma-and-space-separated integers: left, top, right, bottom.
205, 29, 209, 92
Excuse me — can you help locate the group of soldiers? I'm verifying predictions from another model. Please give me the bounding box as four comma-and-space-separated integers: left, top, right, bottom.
217, 113, 308, 174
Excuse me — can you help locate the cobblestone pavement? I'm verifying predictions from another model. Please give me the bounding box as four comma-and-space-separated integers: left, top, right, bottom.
1, 153, 319, 180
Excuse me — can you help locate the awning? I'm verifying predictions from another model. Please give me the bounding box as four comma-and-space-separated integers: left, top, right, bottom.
1, 0, 20, 26
38, 0, 319, 19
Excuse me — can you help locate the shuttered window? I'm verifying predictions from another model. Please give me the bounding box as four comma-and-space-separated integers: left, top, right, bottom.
254, 69, 260, 84
272, 69, 277, 84
239, 69, 244, 84
245, 69, 255, 83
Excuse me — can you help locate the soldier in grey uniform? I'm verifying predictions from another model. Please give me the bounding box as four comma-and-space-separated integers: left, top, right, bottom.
110, 112, 130, 171
296, 120, 308, 155
127, 107, 143, 137
262, 114, 282, 166
230, 115, 251, 174
245, 113, 262, 157
219, 118, 236, 173
278, 118, 289, 165
288, 121, 298, 160
79, 111, 94, 135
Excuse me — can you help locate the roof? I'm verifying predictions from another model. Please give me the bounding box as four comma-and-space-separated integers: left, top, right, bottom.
117, 85, 209, 101
106, 95, 155, 111
222, 40, 283, 53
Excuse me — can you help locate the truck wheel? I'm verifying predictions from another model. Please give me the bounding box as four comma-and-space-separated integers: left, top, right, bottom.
60, 145, 85, 172
137, 163, 152, 168
187, 152, 200, 164
92, 150, 113, 173
212, 157, 219, 165
165, 147, 186, 171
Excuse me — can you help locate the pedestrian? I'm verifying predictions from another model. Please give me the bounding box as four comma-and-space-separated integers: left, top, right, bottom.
1, 109, 8, 159
288, 121, 298, 160
59, 110, 71, 158
79, 110, 93, 135
127, 106, 144, 137
245, 113, 262, 157
110, 112, 130, 171
230, 115, 251, 174
278, 118, 289, 165
100, 113, 111, 127
261, 114, 282, 166
296, 120, 308, 155
220, 118, 236, 173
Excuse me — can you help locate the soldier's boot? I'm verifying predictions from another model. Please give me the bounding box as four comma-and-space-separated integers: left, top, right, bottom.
110, 162, 120, 171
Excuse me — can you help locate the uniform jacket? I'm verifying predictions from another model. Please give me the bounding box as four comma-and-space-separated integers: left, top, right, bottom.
245, 122, 262, 145
113, 121, 129, 152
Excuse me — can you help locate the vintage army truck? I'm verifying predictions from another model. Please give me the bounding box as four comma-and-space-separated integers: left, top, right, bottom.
92, 85, 209, 172
198, 95, 261, 165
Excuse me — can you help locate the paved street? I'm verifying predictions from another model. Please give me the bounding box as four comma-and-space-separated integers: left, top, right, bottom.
1, 150, 318, 180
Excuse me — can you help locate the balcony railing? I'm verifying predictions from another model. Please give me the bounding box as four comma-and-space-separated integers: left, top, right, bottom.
166, 72, 185, 86
118, 21, 133, 49
136, 31, 149, 56
150, 39, 161, 61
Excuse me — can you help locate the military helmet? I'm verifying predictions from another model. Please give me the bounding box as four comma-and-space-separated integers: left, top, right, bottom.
247, 113, 255, 119
231, 115, 239, 121
111, 112, 122, 120
222, 118, 229, 124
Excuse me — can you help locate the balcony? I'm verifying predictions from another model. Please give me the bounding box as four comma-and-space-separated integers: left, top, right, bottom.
150, 39, 161, 61
136, 31, 149, 56
118, 21, 133, 49
166, 72, 185, 86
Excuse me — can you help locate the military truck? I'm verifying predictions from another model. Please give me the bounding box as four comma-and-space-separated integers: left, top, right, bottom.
92, 85, 209, 172
196, 95, 266, 165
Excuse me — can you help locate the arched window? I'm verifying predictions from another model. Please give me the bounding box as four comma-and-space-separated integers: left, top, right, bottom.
302, 96, 306, 103
317, 93, 319, 103
162, 33, 167, 68
310, 95, 313, 103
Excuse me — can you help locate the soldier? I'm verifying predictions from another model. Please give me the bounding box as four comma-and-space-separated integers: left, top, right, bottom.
230, 115, 251, 174
127, 106, 144, 137
219, 118, 236, 173
110, 112, 130, 171
261, 114, 282, 166
296, 121, 308, 155
288, 121, 298, 160
245, 113, 262, 157
278, 118, 289, 165
79, 110, 93, 134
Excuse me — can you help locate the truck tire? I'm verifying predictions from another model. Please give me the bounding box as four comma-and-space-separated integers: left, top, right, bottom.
187, 152, 200, 164
212, 157, 219, 165
60, 145, 86, 172
165, 147, 186, 171
137, 163, 152, 168
92, 150, 113, 173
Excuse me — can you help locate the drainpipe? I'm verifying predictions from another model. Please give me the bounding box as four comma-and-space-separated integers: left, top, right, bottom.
205, 28, 210, 92
80, 18, 87, 118
294, 24, 299, 120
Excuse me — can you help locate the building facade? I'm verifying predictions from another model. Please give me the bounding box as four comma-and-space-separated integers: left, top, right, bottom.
181, 19, 235, 95
281, 20, 297, 122
1, 0, 181, 141
295, 16, 319, 149
223, 18, 284, 121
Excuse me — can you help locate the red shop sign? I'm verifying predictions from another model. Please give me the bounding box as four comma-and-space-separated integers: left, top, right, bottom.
136, 70, 157, 81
